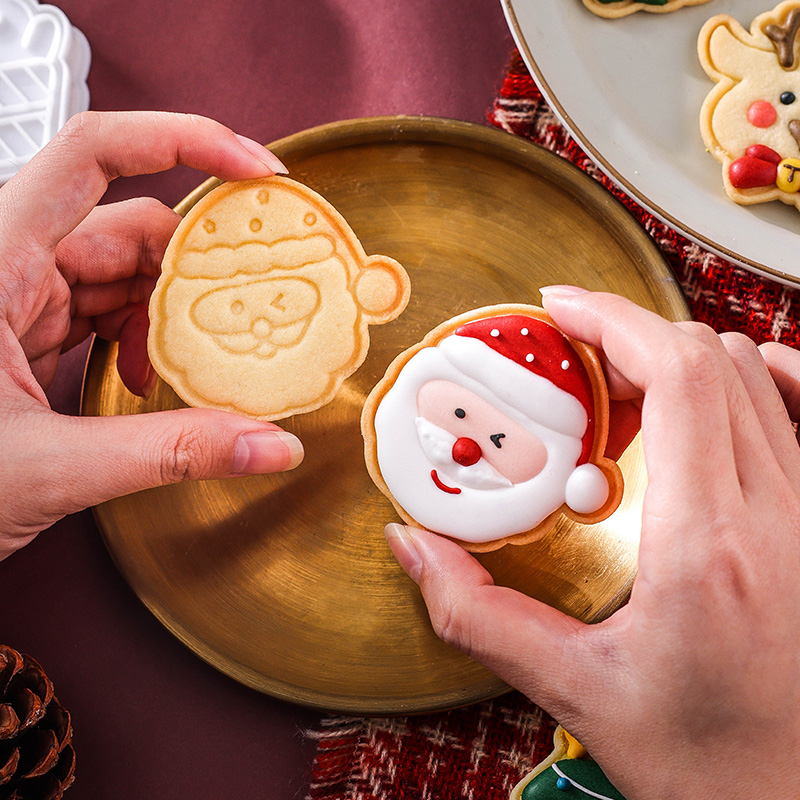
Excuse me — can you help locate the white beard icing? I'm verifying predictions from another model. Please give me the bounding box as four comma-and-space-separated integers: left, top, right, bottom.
374, 342, 586, 543
414, 417, 512, 490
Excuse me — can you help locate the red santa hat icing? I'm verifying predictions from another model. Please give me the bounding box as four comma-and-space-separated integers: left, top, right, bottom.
436, 314, 609, 516
446, 315, 596, 464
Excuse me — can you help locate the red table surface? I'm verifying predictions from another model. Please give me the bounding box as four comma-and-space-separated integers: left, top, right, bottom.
0, 2, 512, 799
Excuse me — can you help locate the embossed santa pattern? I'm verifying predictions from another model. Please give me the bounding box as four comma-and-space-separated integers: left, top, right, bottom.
149, 176, 410, 421
362, 307, 624, 551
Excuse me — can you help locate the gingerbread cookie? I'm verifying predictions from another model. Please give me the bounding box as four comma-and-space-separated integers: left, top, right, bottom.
583, 0, 711, 18
148, 176, 410, 421
511, 727, 626, 800
361, 306, 624, 553
699, 2, 800, 209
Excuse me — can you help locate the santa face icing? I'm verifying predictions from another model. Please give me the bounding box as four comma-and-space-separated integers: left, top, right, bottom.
371, 314, 613, 545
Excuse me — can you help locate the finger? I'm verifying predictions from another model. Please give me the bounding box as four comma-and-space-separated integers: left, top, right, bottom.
56, 197, 180, 288
384, 524, 604, 727
597, 349, 642, 403
540, 288, 740, 504
69, 274, 157, 322
115, 304, 153, 397
671, 321, 787, 493
760, 341, 800, 421
19, 198, 169, 372
721, 334, 800, 485
27, 350, 60, 392
25, 271, 156, 361
60, 302, 153, 397
0, 111, 287, 253
17, 270, 71, 385
32, 408, 304, 514
0, 326, 48, 411
62, 294, 150, 350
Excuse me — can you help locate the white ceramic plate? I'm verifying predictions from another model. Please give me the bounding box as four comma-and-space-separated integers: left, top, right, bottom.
503, 0, 800, 285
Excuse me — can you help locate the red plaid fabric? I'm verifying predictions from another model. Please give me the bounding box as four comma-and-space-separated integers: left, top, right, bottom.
307, 697, 555, 800
304, 52, 800, 800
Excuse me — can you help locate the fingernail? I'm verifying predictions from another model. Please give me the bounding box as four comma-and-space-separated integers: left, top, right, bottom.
384, 523, 422, 583
539, 285, 588, 298
231, 430, 304, 475
234, 134, 289, 174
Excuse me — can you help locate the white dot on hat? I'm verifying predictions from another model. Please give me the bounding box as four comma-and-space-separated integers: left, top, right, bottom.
520, 327, 529, 336
490, 328, 500, 337
561, 359, 570, 370
526, 353, 534, 363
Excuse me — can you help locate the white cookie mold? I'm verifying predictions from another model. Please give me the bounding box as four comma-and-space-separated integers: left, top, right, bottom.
0, 0, 90, 183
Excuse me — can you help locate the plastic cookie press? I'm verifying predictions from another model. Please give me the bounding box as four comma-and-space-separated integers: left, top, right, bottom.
0, 0, 90, 184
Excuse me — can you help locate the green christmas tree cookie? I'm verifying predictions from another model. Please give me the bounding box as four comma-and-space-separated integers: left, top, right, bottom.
511, 727, 627, 800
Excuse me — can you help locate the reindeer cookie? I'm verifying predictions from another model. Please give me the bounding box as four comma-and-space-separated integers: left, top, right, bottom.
699, 2, 800, 209
148, 177, 410, 421
582, 0, 711, 18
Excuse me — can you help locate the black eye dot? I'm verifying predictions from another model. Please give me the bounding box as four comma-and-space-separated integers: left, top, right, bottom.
454, 408, 466, 419
781, 91, 796, 105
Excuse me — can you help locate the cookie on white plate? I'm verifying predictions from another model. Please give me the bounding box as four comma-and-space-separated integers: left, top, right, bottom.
699, 1, 800, 210
583, 0, 711, 18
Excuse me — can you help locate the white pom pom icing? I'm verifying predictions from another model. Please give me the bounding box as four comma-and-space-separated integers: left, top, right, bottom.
565, 463, 609, 515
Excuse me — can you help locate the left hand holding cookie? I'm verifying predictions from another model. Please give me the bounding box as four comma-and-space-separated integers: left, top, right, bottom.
386, 289, 800, 799
0, 110, 303, 560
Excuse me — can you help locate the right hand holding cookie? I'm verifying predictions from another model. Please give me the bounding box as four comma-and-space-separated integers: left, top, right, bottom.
387, 289, 800, 799
0, 111, 303, 561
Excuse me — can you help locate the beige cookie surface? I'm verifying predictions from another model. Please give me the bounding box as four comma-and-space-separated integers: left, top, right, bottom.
361, 305, 623, 553
583, 0, 711, 18
699, 1, 800, 209
148, 176, 410, 420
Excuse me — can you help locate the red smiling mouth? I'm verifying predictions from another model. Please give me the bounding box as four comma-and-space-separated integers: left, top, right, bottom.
431, 470, 461, 495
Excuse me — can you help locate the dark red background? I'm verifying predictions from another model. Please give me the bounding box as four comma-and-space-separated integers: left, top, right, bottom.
0, 3, 512, 799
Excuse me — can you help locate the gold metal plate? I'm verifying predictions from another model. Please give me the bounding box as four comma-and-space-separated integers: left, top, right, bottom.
82, 117, 689, 714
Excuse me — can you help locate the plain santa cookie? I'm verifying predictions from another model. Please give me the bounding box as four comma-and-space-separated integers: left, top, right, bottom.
699, 1, 800, 210
361, 305, 624, 553
148, 176, 410, 421
582, 0, 710, 18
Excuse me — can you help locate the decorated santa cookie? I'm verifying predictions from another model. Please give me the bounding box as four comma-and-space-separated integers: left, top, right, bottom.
510, 727, 626, 800
582, 0, 711, 18
699, 1, 800, 210
361, 305, 624, 552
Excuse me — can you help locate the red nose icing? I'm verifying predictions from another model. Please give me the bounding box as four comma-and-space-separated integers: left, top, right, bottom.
452, 437, 482, 466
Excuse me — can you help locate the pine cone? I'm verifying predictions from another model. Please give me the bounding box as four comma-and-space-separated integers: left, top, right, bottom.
0, 646, 75, 800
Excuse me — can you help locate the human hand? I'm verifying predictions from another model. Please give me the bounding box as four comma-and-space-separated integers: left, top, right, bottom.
385, 288, 800, 799
0, 111, 303, 560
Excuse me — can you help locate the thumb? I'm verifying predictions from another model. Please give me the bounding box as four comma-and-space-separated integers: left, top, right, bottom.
384, 524, 599, 726
48, 407, 304, 512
